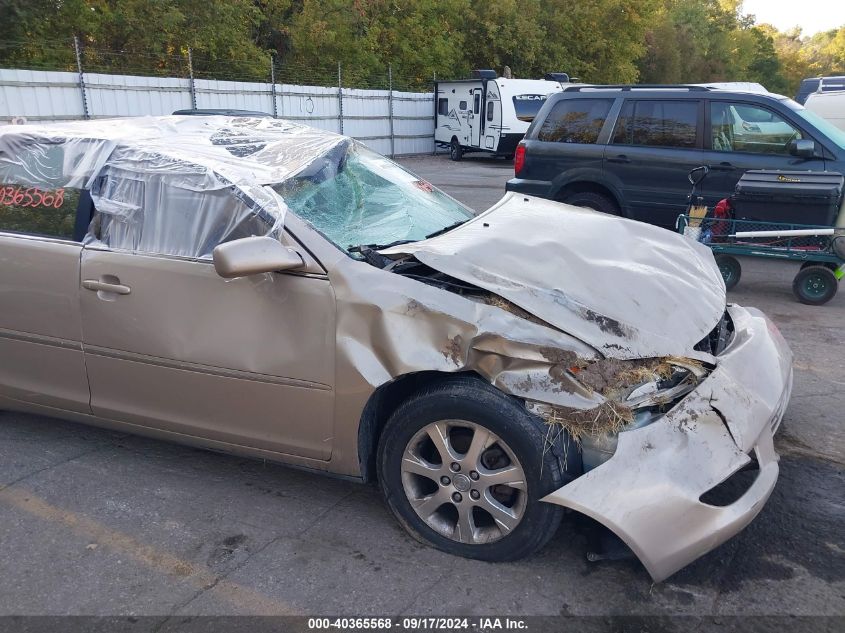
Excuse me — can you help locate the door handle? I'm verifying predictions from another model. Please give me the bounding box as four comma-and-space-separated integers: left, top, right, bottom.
83, 279, 131, 295
607, 155, 631, 164
709, 162, 735, 171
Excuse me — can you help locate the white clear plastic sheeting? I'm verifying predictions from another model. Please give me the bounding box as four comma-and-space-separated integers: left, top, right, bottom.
0, 115, 346, 258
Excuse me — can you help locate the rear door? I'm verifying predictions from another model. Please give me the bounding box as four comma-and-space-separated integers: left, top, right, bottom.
525, 97, 615, 187
604, 98, 704, 227
700, 100, 826, 205
0, 182, 90, 413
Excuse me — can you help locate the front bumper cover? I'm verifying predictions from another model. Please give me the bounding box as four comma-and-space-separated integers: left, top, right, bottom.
542, 305, 794, 582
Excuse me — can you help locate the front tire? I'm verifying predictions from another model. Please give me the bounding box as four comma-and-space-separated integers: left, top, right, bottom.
377, 376, 569, 562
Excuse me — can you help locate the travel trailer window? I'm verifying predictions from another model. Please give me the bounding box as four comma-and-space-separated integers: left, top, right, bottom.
438, 99, 448, 116
513, 95, 548, 122
459, 100, 468, 110
474, 93, 481, 114
487, 102, 494, 122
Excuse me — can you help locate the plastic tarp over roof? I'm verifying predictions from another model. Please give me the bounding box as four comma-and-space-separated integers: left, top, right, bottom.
0, 116, 347, 257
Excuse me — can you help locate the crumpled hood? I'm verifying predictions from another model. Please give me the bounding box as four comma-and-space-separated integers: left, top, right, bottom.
381, 193, 726, 359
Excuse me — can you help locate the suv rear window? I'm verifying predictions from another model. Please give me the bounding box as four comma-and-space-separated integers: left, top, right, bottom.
537, 98, 613, 144
612, 100, 699, 148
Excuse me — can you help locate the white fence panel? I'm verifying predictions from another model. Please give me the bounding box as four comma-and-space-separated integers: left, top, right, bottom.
342, 88, 391, 155
0, 69, 85, 121
195, 79, 273, 113
277, 84, 341, 134
394, 91, 435, 155
86, 73, 191, 117
0, 68, 435, 155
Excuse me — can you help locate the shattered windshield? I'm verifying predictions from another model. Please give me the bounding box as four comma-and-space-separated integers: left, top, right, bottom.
274, 142, 474, 252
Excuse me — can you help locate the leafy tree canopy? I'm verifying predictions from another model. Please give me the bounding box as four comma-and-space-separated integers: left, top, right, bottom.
0, 0, 842, 94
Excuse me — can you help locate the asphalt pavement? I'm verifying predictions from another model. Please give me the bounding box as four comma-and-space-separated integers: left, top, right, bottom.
0, 152, 842, 623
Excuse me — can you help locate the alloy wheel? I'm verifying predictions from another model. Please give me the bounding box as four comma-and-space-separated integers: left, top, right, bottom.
400, 420, 528, 545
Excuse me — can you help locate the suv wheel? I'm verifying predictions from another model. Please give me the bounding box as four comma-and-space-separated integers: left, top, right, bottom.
377, 376, 568, 561
562, 191, 618, 215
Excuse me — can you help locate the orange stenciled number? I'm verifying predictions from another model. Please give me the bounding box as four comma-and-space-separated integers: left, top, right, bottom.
0, 185, 65, 207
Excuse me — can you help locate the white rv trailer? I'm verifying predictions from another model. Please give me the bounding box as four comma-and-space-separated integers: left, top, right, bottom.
434, 70, 570, 160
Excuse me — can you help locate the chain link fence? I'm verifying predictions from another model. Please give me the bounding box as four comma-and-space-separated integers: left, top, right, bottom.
0, 39, 437, 156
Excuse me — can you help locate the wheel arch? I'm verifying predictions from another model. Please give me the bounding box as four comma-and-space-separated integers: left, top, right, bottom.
553, 180, 625, 216
357, 370, 486, 483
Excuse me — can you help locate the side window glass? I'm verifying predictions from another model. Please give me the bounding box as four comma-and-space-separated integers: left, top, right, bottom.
612, 100, 698, 148
473, 93, 480, 114
459, 100, 468, 110
0, 143, 82, 240
89, 174, 271, 259
438, 98, 448, 116
0, 183, 80, 240
486, 102, 495, 122
711, 102, 802, 154
537, 98, 613, 144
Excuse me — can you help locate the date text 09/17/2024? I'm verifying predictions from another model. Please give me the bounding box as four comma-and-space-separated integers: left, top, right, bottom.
306, 617, 528, 630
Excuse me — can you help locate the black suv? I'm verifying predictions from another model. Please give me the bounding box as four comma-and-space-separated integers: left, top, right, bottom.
507, 85, 845, 228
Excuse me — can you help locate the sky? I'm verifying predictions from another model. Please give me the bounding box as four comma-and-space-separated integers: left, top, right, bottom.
742, 0, 845, 36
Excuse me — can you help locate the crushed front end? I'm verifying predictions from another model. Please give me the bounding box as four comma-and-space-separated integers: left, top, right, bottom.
540, 305, 793, 582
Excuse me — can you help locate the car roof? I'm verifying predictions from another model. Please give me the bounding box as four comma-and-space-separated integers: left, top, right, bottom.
0, 115, 348, 190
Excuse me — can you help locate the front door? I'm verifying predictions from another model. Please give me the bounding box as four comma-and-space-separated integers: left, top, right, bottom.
699, 100, 827, 206
79, 175, 336, 460
604, 99, 704, 228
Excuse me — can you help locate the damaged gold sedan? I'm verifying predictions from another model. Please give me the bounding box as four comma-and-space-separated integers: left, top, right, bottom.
0, 117, 793, 582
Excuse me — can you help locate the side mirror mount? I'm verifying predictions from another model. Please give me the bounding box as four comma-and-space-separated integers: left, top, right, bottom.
212, 236, 304, 279
788, 138, 816, 158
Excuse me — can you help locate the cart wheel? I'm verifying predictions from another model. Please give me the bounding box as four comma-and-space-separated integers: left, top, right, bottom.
715, 255, 741, 290
793, 265, 839, 305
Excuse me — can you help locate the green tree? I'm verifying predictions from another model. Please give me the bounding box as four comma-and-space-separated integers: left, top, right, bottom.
462, 0, 545, 78
2, 0, 843, 94
285, 0, 468, 88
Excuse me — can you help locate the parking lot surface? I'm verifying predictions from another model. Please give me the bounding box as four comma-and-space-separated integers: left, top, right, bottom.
1, 154, 843, 620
